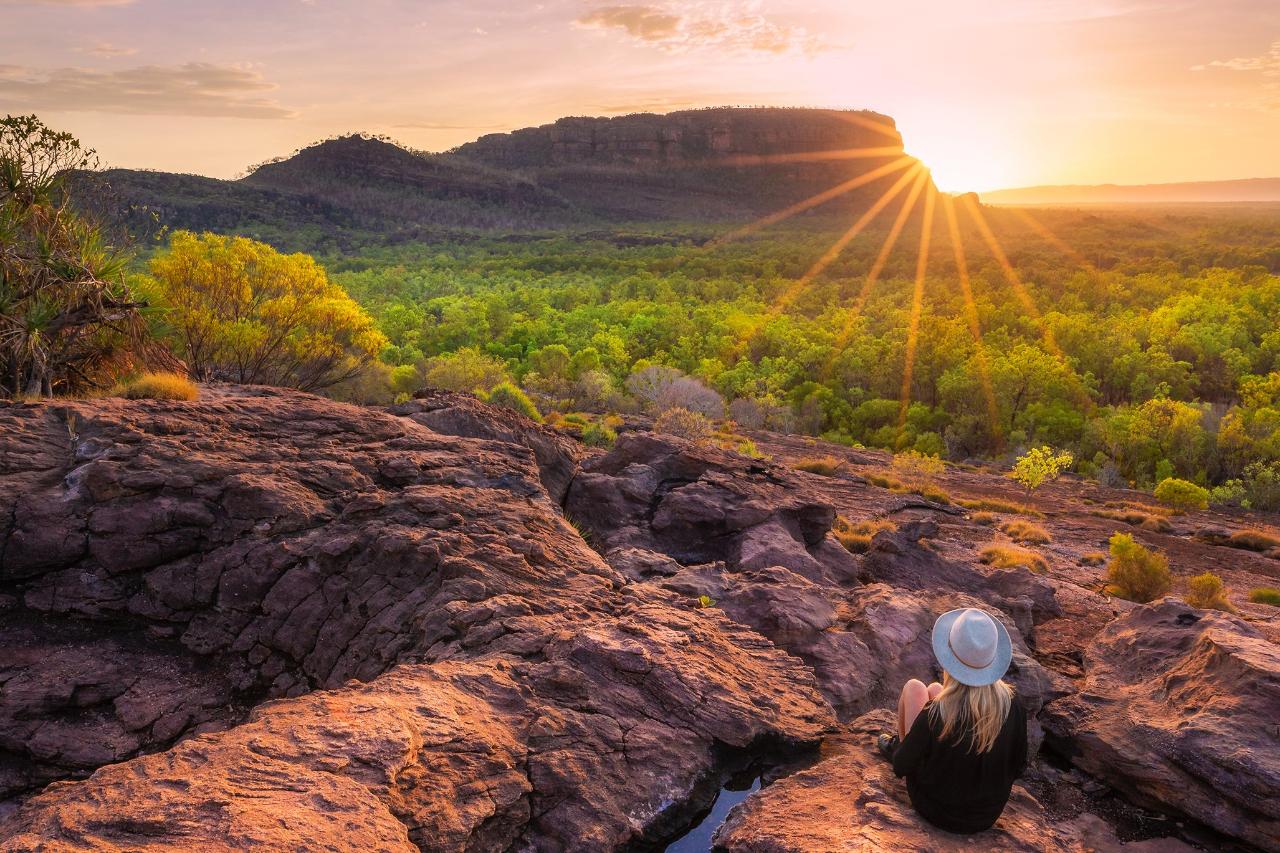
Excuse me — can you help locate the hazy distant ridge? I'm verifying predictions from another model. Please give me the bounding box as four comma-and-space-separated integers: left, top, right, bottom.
983, 177, 1280, 205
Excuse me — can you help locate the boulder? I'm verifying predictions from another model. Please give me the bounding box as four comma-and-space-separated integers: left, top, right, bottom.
713, 709, 1195, 853
567, 433, 858, 585
394, 389, 584, 503
1042, 598, 1280, 850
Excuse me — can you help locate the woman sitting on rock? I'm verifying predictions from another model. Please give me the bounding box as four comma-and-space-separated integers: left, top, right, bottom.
877, 607, 1027, 834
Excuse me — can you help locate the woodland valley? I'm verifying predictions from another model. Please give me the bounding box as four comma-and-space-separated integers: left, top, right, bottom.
1, 107, 1278, 852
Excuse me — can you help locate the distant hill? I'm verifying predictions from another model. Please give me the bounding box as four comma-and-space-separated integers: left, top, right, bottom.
983, 177, 1280, 206
82, 107, 924, 250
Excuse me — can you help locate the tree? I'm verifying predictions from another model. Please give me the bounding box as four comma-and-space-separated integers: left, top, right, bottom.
1, 115, 150, 397
1011, 446, 1073, 496
419, 347, 509, 393
146, 231, 387, 391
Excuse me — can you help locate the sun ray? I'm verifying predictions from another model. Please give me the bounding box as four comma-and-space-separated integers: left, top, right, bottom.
1008, 207, 1104, 278
960, 195, 1094, 412
832, 111, 905, 140
718, 146, 906, 167
712, 155, 915, 246
722, 161, 924, 366
822, 167, 931, 377
897, 184, 937, 434
941, 194, 1003, 449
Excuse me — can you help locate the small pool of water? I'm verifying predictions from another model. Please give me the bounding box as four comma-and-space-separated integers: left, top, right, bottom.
663, 772, 761, 853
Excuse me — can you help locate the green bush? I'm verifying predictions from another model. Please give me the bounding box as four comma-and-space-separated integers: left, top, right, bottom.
581, 420, 616, 448
1248, 587, 1280, 606
1154, 478, 1209, 511
1106, 532, 1171, 603
484, 382, 542, 422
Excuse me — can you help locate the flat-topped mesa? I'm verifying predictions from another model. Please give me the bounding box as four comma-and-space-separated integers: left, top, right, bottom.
454, 107, 907, 169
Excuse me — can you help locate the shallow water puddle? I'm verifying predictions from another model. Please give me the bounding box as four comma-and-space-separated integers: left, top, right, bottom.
663, 772, 761, 852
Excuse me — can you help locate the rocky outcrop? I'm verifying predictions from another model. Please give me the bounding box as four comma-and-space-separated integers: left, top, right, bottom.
566, 432, 858, 585
713, 709, 1194, 852
0, 387, 835, 849
1042, 598, 1280, 850
393, 389, 584, 503
455, 108, 903, 168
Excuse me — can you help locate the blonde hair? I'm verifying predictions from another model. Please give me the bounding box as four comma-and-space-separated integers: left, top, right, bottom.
929, 673, 1014, 753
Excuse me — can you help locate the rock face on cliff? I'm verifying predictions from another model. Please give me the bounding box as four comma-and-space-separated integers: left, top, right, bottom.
454, 108, 903, 168
1, 387, 1275, 852
92, 108, 924, 244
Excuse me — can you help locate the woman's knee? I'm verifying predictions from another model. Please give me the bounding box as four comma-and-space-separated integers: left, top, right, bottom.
927, 681, 943, 700
900, 678, 931, 708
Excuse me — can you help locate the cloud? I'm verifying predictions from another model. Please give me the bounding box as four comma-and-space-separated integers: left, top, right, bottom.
1193, 39, 1280, 77
74, 41, 138, 58
574, 2, 826, 55
0, 62, 295, 119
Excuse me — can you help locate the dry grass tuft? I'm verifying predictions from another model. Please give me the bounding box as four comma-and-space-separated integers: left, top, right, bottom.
794, 455, 846, 476
1227, 529, 1280, 552
971, 511, 998, 526
114, 372, 199, 401
1000, 519, 1052, 545
979, 544, 1049, 573
1079, 551, 1107, 567
1089, 508, 1172, 533
834, 516, 897, 553
955, 497, 1044, 518
1185, 572, 1233, 612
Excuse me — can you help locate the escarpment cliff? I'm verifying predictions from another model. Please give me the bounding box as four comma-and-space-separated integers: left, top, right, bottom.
2, 387, 1277, 852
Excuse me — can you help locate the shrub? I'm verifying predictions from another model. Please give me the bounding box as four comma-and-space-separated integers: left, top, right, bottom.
419, 347, 511, 394
1011, 446, 1073, 495
581, 420, 616, 448
654, 407, 713, 443
736, 439, 764, 459
1000, 519, 1052, 545
955, 497, 1045, 518
114, 372, 199, 401
1106, 533, 1171, 603
1248, 587, 1280, 606
891, 450, 945, 485
1227, 529, 1280, 552
979, 544, 1048, 573
1210, 479, 1247, 508
1242, 461, 1280, 512
1185, 572, 1232, 611
794, 456, 845, 476
971, 511, 997, 526
834, 517, 897, 553
1154, 478, 1210, 512
485, 382, 542, 422
1080, 551, 1107, 566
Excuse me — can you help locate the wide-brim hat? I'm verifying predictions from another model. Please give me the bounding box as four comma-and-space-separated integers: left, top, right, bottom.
931, 607, 1012, 687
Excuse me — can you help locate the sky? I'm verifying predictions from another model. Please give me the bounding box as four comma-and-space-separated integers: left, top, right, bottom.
1, 0, 1278, 192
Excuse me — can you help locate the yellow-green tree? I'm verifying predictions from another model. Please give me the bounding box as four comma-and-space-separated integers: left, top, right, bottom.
146, 231, 386, 391
1010, 446, 1073, 496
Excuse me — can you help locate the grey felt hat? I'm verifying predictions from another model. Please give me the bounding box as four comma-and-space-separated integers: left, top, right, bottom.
931, 607, 1012, 687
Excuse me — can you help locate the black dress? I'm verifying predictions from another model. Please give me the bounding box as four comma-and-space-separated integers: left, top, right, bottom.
890, 700, 1028, 834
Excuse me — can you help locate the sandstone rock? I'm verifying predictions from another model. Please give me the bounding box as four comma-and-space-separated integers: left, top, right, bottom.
0, 386, 617, 790
1042, 598, 1280, 850
394, 389, 584, 503
567, 433, 858, 586
713, 709, 1195, 853
1, 600, 834, 852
